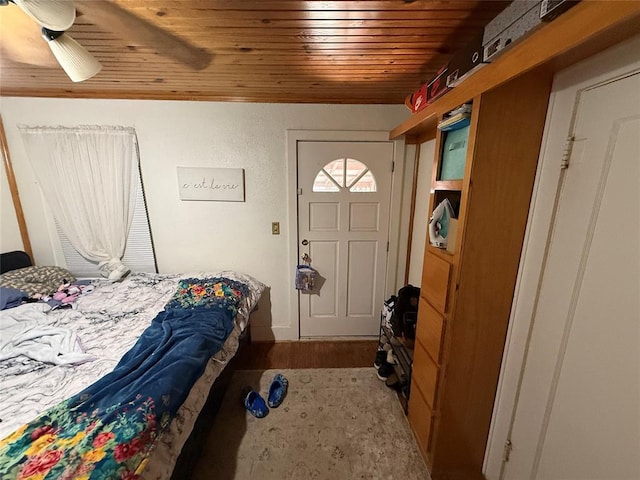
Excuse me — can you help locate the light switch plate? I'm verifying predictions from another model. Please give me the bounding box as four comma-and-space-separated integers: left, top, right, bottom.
272, 222, 280, 235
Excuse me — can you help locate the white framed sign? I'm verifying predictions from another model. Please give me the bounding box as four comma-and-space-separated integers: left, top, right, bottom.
177, 167, 245, 202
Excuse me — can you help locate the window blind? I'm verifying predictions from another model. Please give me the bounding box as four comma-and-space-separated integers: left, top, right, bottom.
56, 165, 157, 278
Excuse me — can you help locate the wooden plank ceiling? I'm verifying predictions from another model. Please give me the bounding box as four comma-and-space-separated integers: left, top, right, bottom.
0, 0, 509, 104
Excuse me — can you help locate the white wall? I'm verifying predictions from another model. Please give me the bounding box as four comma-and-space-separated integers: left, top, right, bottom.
395, 143, 416, 287
407, 139, 435, 286
0, 98, 408, 340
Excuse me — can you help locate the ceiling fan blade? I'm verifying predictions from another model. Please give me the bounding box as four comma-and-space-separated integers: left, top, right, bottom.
44, 30, 102, 82
12, 0, 75, 30
0, 3, 58, 67
75, 0, 212, 71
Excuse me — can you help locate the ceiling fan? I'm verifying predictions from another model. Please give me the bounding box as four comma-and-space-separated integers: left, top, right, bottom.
0, 0, 213, 83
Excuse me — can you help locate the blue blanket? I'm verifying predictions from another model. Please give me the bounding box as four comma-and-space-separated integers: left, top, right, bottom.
0, 277, 248, 480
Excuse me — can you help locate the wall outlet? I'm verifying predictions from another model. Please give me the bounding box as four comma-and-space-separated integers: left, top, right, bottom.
272, 222, 280, 235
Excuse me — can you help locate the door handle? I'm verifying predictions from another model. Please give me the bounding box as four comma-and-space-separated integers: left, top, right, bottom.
301, 239, 309, 246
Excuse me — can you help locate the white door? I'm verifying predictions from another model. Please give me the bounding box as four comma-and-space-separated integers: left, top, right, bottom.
297, 141, 394, 337
502, 52, 640, 478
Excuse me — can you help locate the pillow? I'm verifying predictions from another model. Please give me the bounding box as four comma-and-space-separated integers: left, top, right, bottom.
164, 271, 266, 330
0, 287, 29, 310
165, 277, 250, 318
0, 266, 76, 297
213, 271, 266, 330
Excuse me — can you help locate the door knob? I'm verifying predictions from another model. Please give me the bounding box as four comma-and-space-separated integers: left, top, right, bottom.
301, 239, 309, 246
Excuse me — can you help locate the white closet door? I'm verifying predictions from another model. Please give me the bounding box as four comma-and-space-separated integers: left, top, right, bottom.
502, 40, 640, 480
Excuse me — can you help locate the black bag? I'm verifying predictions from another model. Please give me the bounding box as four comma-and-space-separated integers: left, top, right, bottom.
390, 284, 420, 338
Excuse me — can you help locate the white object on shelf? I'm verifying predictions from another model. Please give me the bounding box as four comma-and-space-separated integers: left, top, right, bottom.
429, 198, 455, 248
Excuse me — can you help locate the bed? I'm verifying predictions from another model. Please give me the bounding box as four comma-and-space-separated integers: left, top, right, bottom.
0, 251, 265, 480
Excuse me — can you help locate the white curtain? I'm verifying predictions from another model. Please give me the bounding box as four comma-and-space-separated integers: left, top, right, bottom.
19, 125, 138, 280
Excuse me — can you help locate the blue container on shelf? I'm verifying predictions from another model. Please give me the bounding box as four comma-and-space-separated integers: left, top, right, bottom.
440, 124, 470, 180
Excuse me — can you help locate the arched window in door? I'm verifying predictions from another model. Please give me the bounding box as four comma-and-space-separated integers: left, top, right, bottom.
312, 158, 377, 192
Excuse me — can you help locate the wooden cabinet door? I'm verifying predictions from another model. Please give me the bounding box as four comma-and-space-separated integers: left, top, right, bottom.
408, 382, 435, 458
416, 297, 446, 364
421, 251, 451, 313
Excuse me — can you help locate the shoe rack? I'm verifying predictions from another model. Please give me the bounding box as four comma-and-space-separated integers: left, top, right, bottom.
378, 311, 414, 413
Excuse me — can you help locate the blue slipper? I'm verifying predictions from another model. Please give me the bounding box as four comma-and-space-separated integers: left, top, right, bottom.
268, 373, 289, 408
242, 387, 269, 418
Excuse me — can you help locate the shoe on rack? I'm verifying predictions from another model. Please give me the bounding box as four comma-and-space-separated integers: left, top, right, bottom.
386, 350, 397, 365
242, 386, 269, 418
374, 350, 386, 370
267, 373, 289, 408
376, 362, 394, 381
385, 373, 401, 391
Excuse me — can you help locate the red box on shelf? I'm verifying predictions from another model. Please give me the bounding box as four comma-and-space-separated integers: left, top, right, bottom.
405, 83, 428, 113
426, 64, 451, 104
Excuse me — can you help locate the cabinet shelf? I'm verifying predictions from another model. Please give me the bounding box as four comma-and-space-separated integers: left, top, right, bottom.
389, 2, 640, 143
425, 245, 454, 262
432, 180, 463, 192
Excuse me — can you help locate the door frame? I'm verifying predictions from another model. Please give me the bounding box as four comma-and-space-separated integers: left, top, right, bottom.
483, 34, 640, 479
286, 130, 406, 340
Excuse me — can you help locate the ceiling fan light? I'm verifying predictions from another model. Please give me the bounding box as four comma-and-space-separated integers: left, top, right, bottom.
45, 31, 102, 82
12, 0, 75, 30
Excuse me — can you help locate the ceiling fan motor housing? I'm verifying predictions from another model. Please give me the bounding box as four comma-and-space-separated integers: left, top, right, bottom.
41, 27, 65, 42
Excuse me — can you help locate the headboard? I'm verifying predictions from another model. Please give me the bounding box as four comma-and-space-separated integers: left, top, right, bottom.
0, 250, 33, 275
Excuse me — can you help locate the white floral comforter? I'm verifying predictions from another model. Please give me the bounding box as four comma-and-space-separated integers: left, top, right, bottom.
0, 271, 264, 480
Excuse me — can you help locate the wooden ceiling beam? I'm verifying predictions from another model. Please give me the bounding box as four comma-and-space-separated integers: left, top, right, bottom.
116, 7, 501, 21
0, 87, 410, 103
115, 1, 504, 12
0, 0, 517, 103
66, 30, 477, 45
76, 18, 492, 29
69, 26, 485, 37
72, 53, 432, 64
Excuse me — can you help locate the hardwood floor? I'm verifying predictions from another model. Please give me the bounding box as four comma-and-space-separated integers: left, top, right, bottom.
234, 340, 378, 369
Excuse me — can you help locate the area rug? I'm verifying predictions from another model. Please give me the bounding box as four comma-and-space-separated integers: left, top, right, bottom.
193, 368, 430, 479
